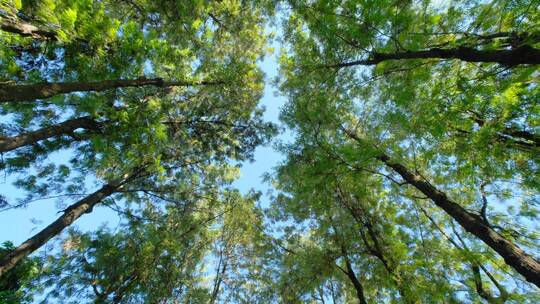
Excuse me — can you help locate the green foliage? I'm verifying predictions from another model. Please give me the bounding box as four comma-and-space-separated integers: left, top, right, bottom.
0, 0, 276, 302
269, 0, 540, 302
1, 0, 539, 303
0, 0, 276, 203
30, 189, 267, 303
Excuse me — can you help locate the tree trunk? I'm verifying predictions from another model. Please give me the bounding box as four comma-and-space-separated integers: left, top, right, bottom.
0, 78, 224, 102
470, 116, 540, 149
0, 116, 100, 152
376, 153, 540, 287
210, 258, 227, 304
504, 129, 540, 148
329, 45, 540, 68
343, 256, 368, 304
1, 16, 57, 40
0, 175, 133, 278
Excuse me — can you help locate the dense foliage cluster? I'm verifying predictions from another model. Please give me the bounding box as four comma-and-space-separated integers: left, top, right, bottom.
0, 0, 538, 303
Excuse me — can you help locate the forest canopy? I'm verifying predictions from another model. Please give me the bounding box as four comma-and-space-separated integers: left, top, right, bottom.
0, 0, 539, 303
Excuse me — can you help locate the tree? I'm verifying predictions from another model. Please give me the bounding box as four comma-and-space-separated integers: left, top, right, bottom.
0, 170, 140, 277
1, 0, 540, 302
27, 183, 267, 302
287, 0, 540, 66
269, 138, 539, 302
0, 78, 223, 102
277, 0, 540, 296
269, 162, 461, 302
0, 0, 274, 279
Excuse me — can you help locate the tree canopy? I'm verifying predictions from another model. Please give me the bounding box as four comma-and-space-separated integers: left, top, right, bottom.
0, 0, 538, 303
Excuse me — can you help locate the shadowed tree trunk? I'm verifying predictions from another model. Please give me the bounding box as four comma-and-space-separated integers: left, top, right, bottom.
210, 253, 228, 304
0, 78, 224, 102
330, 222, 370, 304
471, 116, 540, 149
328, 45, 540, 68
0, 172, 139, 278
0, 116, 100, 152
501, 129, 540, 149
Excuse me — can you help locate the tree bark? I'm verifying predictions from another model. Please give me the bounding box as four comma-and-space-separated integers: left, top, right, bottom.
470, 116, 540, 150
501, 128, 540, 149
343, 255, 368, 304
0, 175, 133, 278
0, 116, 100, 152
328, 45, 540, 68
375, 153, 540, 287
1, 16, 57, 40
0, 78, 224, 102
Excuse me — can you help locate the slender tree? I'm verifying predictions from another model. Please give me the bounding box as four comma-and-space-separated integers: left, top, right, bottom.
0, 78, 224, 102
339, 129, 540, 286
0, 116, 99, 152
327, 45, 540, 67
0, 171, 138, 277
0, 0, 275, 286
377, 152, 540, 286
278, 0, 540, 293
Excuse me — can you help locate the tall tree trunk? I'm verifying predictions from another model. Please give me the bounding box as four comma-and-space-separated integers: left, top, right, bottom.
0, 174, 135, 278
328, 45, 540, 68
0, 116, 100, 152
1, 16, 57, 40
343, 127, 540, 286
343, 254, 368, 304
375, 153, 540, 287
0, 78, 224, 102
364, 224, 414, 303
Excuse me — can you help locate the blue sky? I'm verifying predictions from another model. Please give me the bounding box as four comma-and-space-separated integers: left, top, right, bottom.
0, 43, 287, 248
